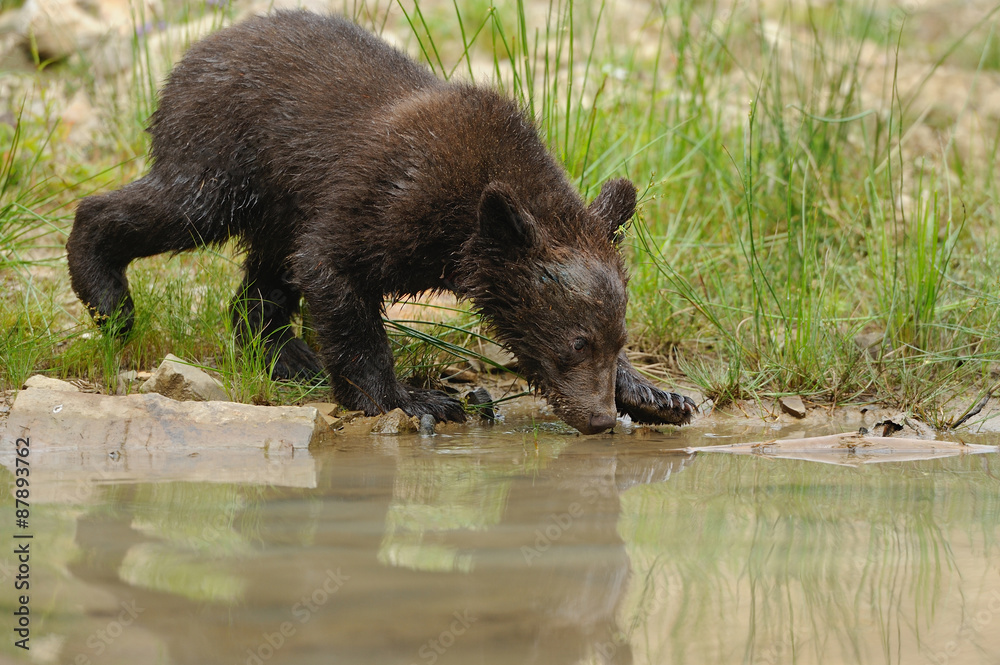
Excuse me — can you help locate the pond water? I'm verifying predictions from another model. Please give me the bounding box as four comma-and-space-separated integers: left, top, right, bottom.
3, 416, 999, 665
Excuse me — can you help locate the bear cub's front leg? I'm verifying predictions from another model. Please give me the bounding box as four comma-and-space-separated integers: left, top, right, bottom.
300, 274, 466, 422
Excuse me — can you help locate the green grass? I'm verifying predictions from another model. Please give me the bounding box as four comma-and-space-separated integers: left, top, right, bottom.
1, 0, 998, 427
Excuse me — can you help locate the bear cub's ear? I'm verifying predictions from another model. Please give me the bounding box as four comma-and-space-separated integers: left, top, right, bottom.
478, 182, 539, 250
588, 178, 637, 244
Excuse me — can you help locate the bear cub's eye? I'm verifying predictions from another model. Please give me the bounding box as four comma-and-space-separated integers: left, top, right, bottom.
572, 337, 587, 352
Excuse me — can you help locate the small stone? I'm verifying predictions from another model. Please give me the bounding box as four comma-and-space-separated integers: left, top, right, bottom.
116, 370, 139, 395
418, 414, 436, 435
338, 410, 366, 423
303, 402, 343, 428
23, 375, 80, 392
778, 395, 807, 419
140, 354, 228, 402
370, 408, 418, 434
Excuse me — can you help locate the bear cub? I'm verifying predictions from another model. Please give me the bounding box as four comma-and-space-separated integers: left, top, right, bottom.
67, 11, 696, 434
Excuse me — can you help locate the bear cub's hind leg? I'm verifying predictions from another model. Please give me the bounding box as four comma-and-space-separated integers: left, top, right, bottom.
67, 177, 202, 337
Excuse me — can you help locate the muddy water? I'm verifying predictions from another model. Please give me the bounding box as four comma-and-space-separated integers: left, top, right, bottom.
3, 417, 999, 665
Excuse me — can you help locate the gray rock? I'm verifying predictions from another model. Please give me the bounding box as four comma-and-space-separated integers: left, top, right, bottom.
23, 375, 80, 392
778, 395, 807, 419
1, 388, 328, 453
140, 354, 228, 402
370, 408, 419, 435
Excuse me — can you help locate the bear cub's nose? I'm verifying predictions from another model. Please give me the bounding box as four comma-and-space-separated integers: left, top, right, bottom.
588, 413, 617, 433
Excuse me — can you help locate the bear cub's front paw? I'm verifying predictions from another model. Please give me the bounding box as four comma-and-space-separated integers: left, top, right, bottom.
620, 387, 697, 426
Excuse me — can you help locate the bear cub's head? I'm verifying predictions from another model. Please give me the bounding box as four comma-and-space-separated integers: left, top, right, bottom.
465, 178, 637, 435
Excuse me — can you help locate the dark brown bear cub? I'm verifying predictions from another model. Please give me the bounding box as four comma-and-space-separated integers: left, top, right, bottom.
67, 10, 696, 434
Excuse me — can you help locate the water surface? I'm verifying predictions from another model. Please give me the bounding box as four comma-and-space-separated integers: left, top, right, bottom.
3, 419, 999, 665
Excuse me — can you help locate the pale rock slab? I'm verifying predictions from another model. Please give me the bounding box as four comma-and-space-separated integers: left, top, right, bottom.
0, 389, 328, 494
3, 388, 326, 451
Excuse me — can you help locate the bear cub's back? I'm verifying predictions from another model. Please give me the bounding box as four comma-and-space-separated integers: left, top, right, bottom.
150, 12, 440, 164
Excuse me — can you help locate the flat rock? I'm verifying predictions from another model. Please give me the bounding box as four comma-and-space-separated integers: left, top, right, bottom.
23, 375, 79, 392
2, 388, 327, 452
370, 408, 419, 434
778, 395, 807, 418
140, 354, 228, 402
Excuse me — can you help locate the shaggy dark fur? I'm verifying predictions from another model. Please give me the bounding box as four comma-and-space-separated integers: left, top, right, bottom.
66, 11, 696, 434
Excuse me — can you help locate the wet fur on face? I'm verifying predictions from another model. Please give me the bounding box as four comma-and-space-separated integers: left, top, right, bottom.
459, 183, 633, 434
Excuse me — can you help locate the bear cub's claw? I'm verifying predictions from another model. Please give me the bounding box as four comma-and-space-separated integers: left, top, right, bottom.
401, 387, 467, 423
620, 387, 698, 426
